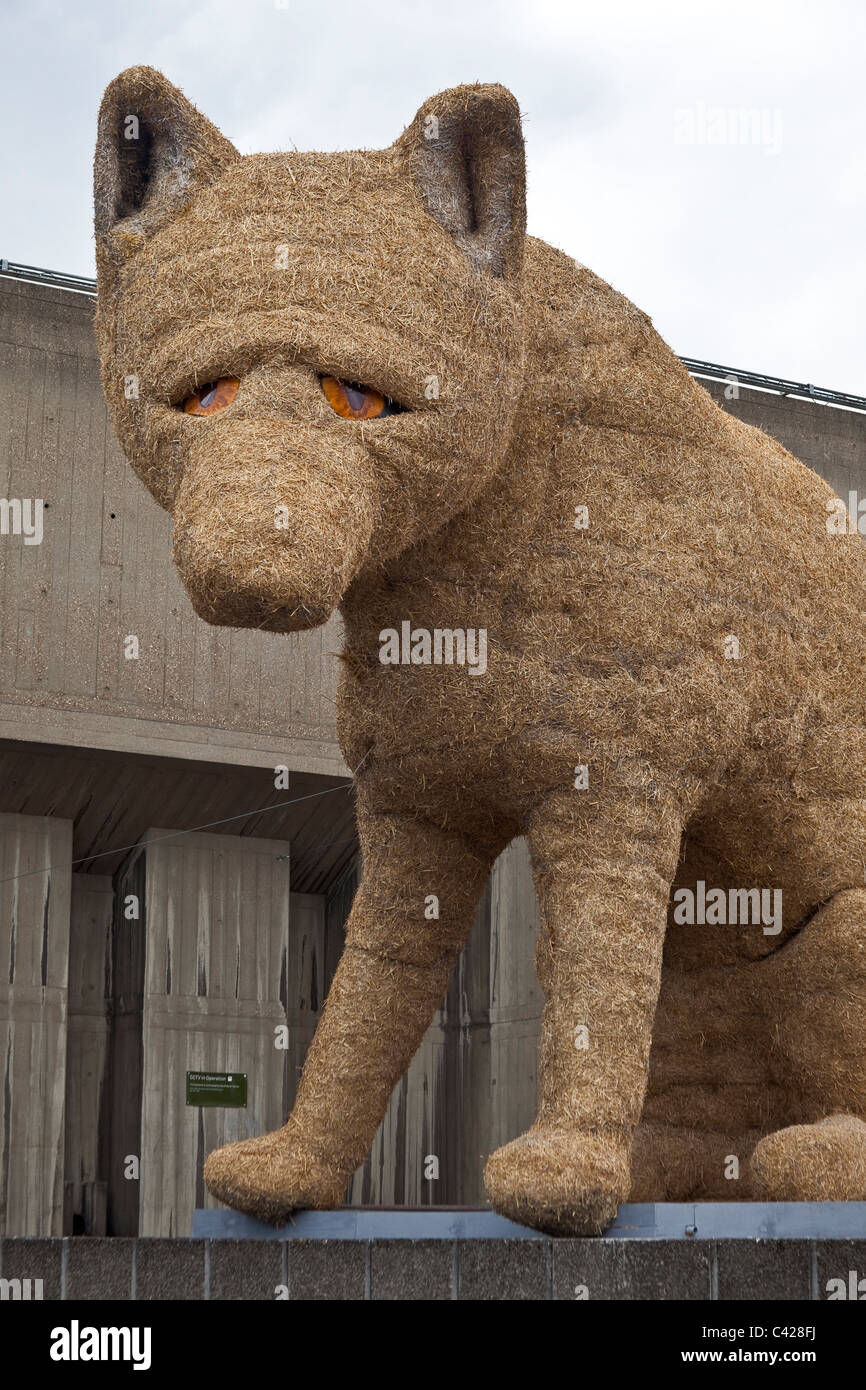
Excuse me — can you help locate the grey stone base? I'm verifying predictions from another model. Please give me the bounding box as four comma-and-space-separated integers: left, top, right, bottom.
3, 1231, 866, 1299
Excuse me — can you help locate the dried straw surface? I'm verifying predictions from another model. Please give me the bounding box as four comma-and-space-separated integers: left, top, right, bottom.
95, 67, 866, 1235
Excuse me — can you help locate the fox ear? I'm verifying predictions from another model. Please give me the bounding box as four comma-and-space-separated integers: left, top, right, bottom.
396, 83, 526, 279
94, 66, 239, 257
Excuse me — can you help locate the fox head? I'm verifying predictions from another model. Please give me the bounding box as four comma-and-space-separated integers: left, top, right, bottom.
94, 67, 527, 632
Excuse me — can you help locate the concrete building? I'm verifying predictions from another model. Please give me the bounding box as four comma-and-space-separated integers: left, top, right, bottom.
1, 264, 865, 1238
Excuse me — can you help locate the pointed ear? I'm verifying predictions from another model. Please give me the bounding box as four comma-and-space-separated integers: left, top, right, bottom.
94, 66, 239, 258
395, 83, 526, 279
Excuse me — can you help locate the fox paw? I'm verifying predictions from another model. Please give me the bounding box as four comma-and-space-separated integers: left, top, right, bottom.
750, 1114, 866, 1201
483, 1127, 630, 1236
203, 1128, 348, 1225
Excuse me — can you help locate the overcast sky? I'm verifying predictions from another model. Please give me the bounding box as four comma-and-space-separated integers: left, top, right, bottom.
2, 0, 865, 394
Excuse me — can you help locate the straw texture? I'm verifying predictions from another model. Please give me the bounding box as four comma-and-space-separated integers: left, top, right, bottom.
94, 67, 866, 1235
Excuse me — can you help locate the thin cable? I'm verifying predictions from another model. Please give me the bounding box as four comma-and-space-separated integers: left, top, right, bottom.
0, 746, 373, 886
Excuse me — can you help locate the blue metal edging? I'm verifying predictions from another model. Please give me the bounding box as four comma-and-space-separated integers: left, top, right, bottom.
192, 1208, 542, 1240
192, 1202, 866, 1241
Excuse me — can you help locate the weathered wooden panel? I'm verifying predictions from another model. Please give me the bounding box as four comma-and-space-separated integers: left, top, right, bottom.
0, 277, 345, 776
64, 873, 113, 1234
0, 738, 357, 889
283, 892, 327, 1119
138, 829, 292, 1237
703, 378, 866, 506
0, 812, 72, 1235
102, 851, 145, 1236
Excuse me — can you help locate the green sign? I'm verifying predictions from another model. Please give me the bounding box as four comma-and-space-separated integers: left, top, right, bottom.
186, 1071, 247, 1108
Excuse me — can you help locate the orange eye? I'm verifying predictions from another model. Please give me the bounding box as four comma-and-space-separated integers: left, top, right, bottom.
183, 376, 239, 415
321, 375, 397, 419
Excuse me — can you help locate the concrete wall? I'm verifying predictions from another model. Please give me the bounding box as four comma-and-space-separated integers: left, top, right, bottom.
0, 277, 346, 777
702, 377, 866, 501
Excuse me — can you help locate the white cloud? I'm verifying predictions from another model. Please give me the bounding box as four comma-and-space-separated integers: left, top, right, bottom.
1, 0, 864, 392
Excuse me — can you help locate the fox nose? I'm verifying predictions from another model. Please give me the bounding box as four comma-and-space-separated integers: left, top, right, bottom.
192, 568, 336, 631
169, 421, 376, 633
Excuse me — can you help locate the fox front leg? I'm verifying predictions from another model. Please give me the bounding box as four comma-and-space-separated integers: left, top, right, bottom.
204, 810, 497, 1223
485, 780, 684, 1235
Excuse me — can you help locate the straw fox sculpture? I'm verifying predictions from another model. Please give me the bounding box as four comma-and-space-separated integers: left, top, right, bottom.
94, 67, 866, 1235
